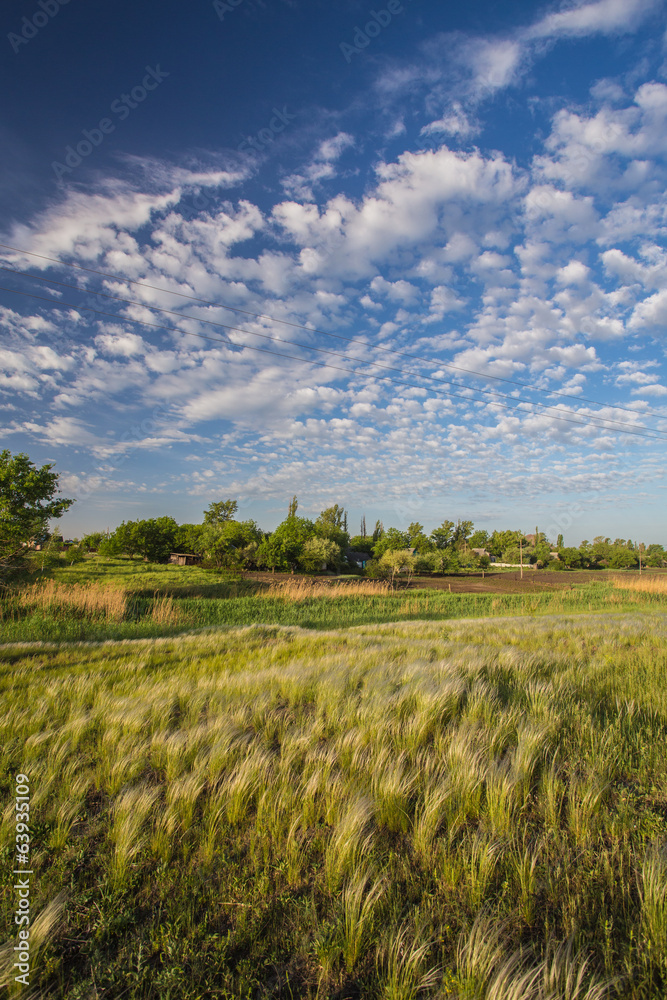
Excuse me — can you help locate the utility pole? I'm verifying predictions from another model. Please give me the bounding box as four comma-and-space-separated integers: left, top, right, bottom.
520, 534, 524, 581
638, 541, 642, 576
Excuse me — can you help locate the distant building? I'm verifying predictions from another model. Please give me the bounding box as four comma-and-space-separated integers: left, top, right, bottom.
169, 552, 202, 566
346, 550, 372, 569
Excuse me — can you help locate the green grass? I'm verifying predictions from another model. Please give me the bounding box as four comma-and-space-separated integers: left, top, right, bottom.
1, 613, 667, 997
3, 559, 667, 643
38, 555, 246, 597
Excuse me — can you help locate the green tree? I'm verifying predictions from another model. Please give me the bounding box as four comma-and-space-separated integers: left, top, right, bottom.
646, 544, 666, 568
133, 517, 179, 562
406, 522, 433, 554
314, 505, 349, 548
608, 546, 638, 569
372, 527, 410, 559
200, 519, 262, 568
533, 540, 553, 567
372, 519, 384, 542
65, 544, 86, 566
430, 520, 455, 550
557, 546, 582, 569
490, 530, 524, 558
452, 519, 474, 548
348, 535, 375, 555
379, 549, 415, 588
105, 517, 178, 562
255, 536, 283, 573
263, 515, 315, 572
203, 499, 238, 526
174, 523, 206, 554
591, 537, 612, 565
98, 535, 123, 558
468, 529, 490, 551
0, 450, 74, 576
299, 537, 342, 573
81, 531, 105, 553
111, 521, 141, 558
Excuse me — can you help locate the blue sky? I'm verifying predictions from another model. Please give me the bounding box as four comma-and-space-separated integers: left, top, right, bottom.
1, 0, 667, 544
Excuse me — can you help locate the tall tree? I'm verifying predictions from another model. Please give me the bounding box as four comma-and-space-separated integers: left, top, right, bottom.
430, 520, 455, 550
360, 515, 366, 538
452, 519, 474, 547
0, 450, 74, 576
317, 504, 347, 530
315, 505, 349, 548
288, 495, 299, 518
406, 522, 432, 553
204, 499, 238, 526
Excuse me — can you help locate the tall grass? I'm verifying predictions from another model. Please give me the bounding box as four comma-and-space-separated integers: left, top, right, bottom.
2, 576, 666, 644
0, 613, 666, 996
13, 578, 128, 620
612, 573, 667, 595
260, 577, 391, 599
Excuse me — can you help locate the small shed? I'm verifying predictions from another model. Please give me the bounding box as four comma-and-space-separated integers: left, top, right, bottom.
169, 552, 202, 566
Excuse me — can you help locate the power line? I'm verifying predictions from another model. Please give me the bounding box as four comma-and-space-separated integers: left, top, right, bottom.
0, 241, 659, 419
3, 265, 660, 438
2, 280, 666, 443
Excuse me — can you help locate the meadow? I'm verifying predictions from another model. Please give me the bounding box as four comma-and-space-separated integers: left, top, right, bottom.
1, 557, 667, 643
1, 611, 667, 998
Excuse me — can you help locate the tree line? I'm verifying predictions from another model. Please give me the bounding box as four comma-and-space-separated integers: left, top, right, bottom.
1, 450, 664, 580
79, 498, 665, 574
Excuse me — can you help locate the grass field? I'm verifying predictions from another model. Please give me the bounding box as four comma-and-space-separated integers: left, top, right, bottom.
1, 612, 667, 998
2, 558, 667, 643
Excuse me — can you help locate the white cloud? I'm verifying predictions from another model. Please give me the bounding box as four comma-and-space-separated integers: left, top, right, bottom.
556, 261, 591, 285
526, 0, 659, 40
95, 332, 146, 357
274, 146, 516, 279
282, 132, 355, 200
421, 102, 478, 138
629, 288, 667, 328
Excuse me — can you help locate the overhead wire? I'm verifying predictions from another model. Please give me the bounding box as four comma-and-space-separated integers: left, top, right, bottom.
0, 240, 661, 419
2, 279, 666, 443
2, 264, 661, 437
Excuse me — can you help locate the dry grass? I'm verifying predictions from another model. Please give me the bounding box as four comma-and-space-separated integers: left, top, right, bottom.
260, 577, 391, 600
150, 594, 184, 625
16, 579, 128, 621
612, 574, 667, 595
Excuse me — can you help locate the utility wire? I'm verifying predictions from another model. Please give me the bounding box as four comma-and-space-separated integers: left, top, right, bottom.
2, 280, 666, 442
3, 265, 660, 437
0, 241, 659, 419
